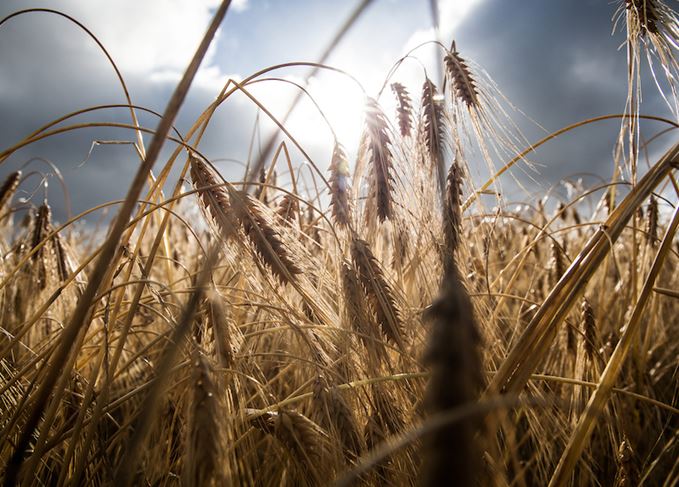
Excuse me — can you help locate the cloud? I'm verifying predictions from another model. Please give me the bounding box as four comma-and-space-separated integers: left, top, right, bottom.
55, 0, 223, 74
231, 0, 249, 13
0, 0, 248, 223
438, 0, 484, 38
0, 0, 674, 225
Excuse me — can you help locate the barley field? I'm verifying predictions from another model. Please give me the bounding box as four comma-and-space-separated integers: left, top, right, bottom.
0, 1, 678, 486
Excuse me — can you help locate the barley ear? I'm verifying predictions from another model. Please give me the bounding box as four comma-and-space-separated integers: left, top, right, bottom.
231, 189, 302, 285
444, 47, 480, 108
441, 160, 463, 274
364, 98, 395, 223
421, 78, 448, 198
421, 265, 483, 487
328, 143, 353, 229
351, 237, 405, 351
190, 153, 238, 240
391, 82, 414, 138
185, 349, 224, 487
0, 170, 20, 226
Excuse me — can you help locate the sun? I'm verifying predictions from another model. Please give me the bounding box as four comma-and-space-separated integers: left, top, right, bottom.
288, 74, 367, 152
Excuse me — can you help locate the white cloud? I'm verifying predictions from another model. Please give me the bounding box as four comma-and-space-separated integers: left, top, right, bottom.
231, 0, 249, 13
54, 0, 224, 75
438, 0, 484, 38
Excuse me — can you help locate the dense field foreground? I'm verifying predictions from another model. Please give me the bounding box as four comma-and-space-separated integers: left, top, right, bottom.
0, 1, 678, 486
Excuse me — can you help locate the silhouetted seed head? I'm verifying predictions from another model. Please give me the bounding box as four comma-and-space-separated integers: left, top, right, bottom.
614, 438, 638, 487
565, 319, 577, 356
442, 161, 463, 273
275, 193, 299, 223
557, 202, 567, 220
364, 98, 395, 222
626, 0, 659, 36
30, 204, 51, 257
581, 299, 597, 360
341, 259, 387, 362
421, 79, 446, 155
247, 408, 331, 482
52, 231, 71, 283
391, 82, 413, 138
421, 78, 448, 196
550, 240, 565, 283
30, 204, 52, 290
231, 189, 302, 285
646, 196, 658, 246
328, 143, 353, 228
312, 376, 362, 459
605, 186, 615, 214
421, 266, 483, 487
351, 237, 404, 350
572, 207, 581, 225
0, 170, 21, 217
444, 48, 479, 108
185, 351, 224, 486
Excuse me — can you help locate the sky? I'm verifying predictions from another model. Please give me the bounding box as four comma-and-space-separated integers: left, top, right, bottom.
0, 0, 676, 225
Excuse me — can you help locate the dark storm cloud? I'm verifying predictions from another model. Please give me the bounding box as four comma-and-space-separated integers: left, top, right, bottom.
0, 7, 260, 223
0, 0, 675, 225
452, 0, 676, 200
